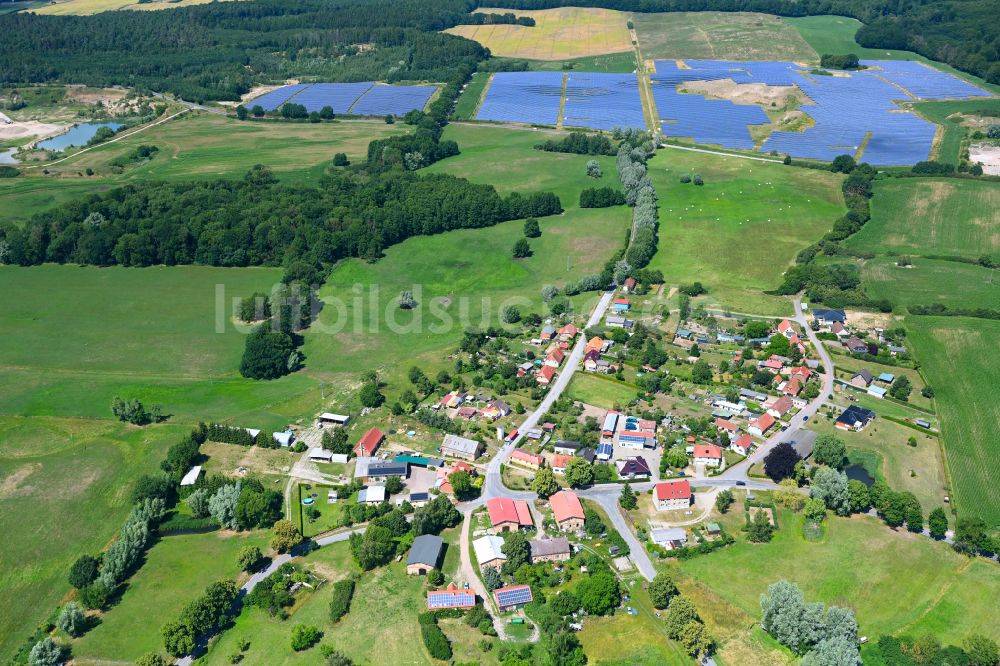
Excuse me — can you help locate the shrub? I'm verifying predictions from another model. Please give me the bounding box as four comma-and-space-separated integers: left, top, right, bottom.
328, 579, 355, 622
420, 621, 452, 660
290, 624, 322, 651
68, 555, 99, 589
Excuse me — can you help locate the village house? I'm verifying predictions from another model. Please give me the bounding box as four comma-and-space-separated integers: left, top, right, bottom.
536, 364, 556, 385
585, 336, 604, 354
540, 325, 557, 341
355, 459, 408, 484
553, 441, 583, 456
616, 456, 651, 478
435, 461, 475, 494
850, 369, 874, 388
836, 405, 876, 431
441, 434, 484, 461
783, 377, 802, 396
654, 480, 692, 511
495, 584, 533, 612
486, 497, 534, 532
550, 490, 585, 531
612, 298, 630, 312
406, 534, 443, 575
427, 583, 476, 610
357, 485, 386, 504
529, 537, 571, 563
846, 336, 869, 354
777, 319, 795, 338
766, 394, 794, 419
545, 347, 565, 368
510, 448, 543, 469
748, 413, 776, 437
813, 308, 846, 330
558, 323, 578, 341
354, 427, 385, 458
651, 527, 688, 550
831, 321, 849, 338
693, 444, 723, 467
473, 535, 506, 570
730, 433, 754, 456
552, 454, 573, 475
606, 315, 633, 329
714, 418, 739, 439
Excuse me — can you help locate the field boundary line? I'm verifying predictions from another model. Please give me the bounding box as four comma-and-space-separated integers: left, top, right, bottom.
658, 142, 784, 163
23, 108, 190, 169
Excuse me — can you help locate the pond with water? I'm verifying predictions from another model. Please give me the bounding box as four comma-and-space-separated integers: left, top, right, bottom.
36, 121, 123, 151
845, 463, 874, 487
0, 148, 17, 164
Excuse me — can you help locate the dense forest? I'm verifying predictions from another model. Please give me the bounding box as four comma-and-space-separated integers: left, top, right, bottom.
0, 166, 562, 271
0, 0, 487, 101
479, 0, 1000, 83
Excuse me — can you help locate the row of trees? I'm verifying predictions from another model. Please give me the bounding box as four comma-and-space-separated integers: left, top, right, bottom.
579, 186, 626, 208
535, 131, 616, 155
161, 578, 241, 656
616, 128, 660, 271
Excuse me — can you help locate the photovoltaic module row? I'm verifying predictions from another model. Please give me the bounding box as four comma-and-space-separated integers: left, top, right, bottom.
248, 82, 438, 115
562, 73, 646, 131
476, 72, 564, 126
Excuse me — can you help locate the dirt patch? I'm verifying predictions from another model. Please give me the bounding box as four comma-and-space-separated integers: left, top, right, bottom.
0, 120, 65, 143
842, 309, 895, 331
748, 506, 774, 525
0, 463, 42, 498
680, 78, 803, 108
969, 143, 1000, 175
63, 85, 128, 106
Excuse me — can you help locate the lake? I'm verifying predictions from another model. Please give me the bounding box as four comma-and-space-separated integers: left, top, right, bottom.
36, 121, 123, 151
845, 463, 874, 486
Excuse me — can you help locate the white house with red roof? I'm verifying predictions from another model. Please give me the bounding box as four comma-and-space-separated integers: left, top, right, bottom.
551, 454, 572, 475
777, 319, 795, 338
545, 347, 565, 368
693, 444, 723, 467
536, 365, 556, 385
714, 418, 739, 440
558, 324, 578, 342
510, 448, 543, 469
654, 480, 692, 511
730, 433, 754, 456
766, 394, 794, 419
749, 413, 776, 437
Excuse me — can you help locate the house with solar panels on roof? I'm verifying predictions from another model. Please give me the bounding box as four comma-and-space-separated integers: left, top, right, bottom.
494, 584, 533, 612
427, 583, 476, 610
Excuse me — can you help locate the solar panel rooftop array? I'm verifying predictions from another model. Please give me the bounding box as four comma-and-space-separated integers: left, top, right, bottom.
862, 60, 991, 99
476, 72, 564, 125
563, 73, 646, 131
495, 584, 533, 607
248, 82, 438, 115
427, 589, 475, 609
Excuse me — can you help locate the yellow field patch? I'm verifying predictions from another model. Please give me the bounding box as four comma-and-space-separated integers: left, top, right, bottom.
445, 7, 632, 60
33, 0, 231, 15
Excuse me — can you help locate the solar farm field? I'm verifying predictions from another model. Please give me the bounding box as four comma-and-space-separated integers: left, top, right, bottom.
249, 82, 437, 115
563, 72, 646, 130
907, 317, 1000, 529
845, 178, 1000, 262
863, 257, 998, 313
632, 11, 818, 62
646, 148, 845, 315
445, 7, 632, 60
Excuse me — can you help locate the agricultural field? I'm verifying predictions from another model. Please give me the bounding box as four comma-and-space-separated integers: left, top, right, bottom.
632, 11, 818, 62
31, 0, 225, 14
0, 112, 409, 228
678, 509, 1000, 652
907, 316, 1000, 529
70, 530, 270, 663
862, 256, 998, 312
846, 178, 1000, 263
0, 418, 182, 663
646, 148, 845, 314
445, 7, 632, 61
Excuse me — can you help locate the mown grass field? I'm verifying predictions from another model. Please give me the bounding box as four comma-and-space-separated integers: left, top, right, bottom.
71, 530, 270, 663
846, 178, 1000, 262
0, 113, 407, 228
678, 509, 1000, 648
445, 7, 632, 60
633, 11, 817, 62
566, 373, 639, 409
647, 148, 844, 315
907, 317, 1000, 529
0, 418, 183, 663
452, 71, 490, 120
911, 98, 1000, 163
862, 256, 998, 312
525, 51, 638, 73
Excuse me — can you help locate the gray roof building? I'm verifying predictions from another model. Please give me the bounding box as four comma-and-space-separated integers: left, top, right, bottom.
407, 534, 444, 568
529, 537, 571, 560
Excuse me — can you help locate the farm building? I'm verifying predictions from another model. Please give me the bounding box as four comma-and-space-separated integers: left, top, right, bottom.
486, 497, 533, 532
473, 535, 507, 570
495, 584, 533, 612
406, 534, 443, 575
549, 490, 585, 531
441, 434, 484, 461
529, 537, 571, 563
354, 427, 384, 457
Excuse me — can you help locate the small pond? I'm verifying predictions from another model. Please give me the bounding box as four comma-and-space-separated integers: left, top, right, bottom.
36, 121, 123, 151
845, 463, 874, 487
0, 148, 17, 164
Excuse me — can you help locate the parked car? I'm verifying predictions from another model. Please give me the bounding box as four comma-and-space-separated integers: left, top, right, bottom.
736, 480, 746, 486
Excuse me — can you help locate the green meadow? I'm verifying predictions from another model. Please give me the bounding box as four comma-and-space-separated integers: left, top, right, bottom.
847, 178, 1000, 262
0, 112, 408, 227
452, 71, 490, 119
862, 256, 998, 312
907, 317, 1000, 529
679, 509, 1000, 649
647, 148, 845, 315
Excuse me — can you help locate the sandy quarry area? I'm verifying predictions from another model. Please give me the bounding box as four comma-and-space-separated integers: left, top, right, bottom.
217, 81, 302, 107
679, 78, 803, 107
0, 119, 65, 143
969, 143, 1000, 175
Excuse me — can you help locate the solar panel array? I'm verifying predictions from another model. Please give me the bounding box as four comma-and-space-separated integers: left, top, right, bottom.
654, 86, 768, 150
427, 591, 474, 609
495, 585, 533, 606
250, 84, 311, 111
352, 84, 438, 116
862, 60, 990, 99
476, 72, 564, 125
563, 73, 646, 130
247, 82, 437, 115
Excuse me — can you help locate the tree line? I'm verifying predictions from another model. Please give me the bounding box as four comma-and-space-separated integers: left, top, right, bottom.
0, 0, 488, 102
477, 0, 1000, 83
